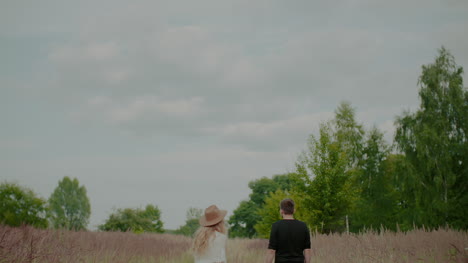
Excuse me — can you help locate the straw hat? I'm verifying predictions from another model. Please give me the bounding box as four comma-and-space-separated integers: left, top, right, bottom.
199, 205, 227, 227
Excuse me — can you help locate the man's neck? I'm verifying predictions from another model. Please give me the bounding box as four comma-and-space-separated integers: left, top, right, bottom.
282, 214, 294, 220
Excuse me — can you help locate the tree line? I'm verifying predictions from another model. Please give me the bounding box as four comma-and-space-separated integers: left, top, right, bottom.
0, 176, 164, 233
227, 47, 467, 238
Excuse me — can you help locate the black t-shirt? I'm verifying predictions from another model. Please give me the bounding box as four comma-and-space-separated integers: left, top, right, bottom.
267, 219, 311, 263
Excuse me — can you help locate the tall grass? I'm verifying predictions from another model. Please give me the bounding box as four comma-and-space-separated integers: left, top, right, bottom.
0, 225, 192, 263
0, 225, 466, 262
311, 228, 467, 263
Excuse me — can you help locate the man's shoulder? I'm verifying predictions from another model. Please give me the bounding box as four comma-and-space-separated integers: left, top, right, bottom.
295, 220, 309, 229
279, 219, 309, 230
272, 219, 309, 226
295, 219, 307, 225
272, 220, 283, 226
273, 219, 306, 225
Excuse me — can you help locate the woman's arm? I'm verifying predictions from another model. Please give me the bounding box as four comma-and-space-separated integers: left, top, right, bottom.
304, 248, 311, 263
264, 249, 275, 263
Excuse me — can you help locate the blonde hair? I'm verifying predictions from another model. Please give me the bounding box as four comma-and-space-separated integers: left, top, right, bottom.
191, 220, 227, 255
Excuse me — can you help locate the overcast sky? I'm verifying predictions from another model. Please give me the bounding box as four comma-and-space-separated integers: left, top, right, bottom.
2, 0, 467, 230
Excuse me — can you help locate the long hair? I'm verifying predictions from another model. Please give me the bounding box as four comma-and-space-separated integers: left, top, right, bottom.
191, 220, 227, 255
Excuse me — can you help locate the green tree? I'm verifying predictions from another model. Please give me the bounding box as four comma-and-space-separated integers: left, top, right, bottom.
395, 47, 467, 229
254, 190, 307, 238
350, 127, 397, 231
334, 102, 365, 167
0, 182, 48, 228
48, 176, 91, 230
176, 207, 203, 236
228, 200, 260, 238
249, 176, 289, 206
294, 102, 363, 233
99, 204, 164, 233
296, 122, 350, 233
229, 174, 294, 238
380, 154, 418, 231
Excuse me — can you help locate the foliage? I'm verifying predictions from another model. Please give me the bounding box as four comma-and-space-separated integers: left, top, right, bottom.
379, 153, 418, 231
228, 174, 294, 238
98, 204, 164, 233
248, 174, 294, 206
253, 190, 285, 238
394, 47, 468, 229
175, 207, 203, 236
0, 182, 48, 228
228, 200, 259, 238
294, 102, 363, 233
254, 190, 307, 238
48, 176, 91, 230
333, 101, 365, 168
349, 128, 397, 231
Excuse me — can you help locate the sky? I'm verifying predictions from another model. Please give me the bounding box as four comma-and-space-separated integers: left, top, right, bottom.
2, 0, 467, 230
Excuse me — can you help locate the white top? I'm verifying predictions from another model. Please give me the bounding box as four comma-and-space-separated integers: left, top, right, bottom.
194, 231, 227, 263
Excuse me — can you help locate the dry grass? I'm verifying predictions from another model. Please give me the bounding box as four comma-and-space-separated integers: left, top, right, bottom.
0, 225, 466, 263
311, 228, 468, 263
0, 225, 192, 263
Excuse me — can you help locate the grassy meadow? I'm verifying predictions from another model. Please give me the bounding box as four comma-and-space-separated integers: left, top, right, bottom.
0, 225, 467, 263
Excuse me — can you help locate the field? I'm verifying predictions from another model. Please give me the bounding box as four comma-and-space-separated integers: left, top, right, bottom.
0, 225, 467, 263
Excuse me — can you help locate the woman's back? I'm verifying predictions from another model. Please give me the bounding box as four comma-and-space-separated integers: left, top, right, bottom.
194, 231, 227, 263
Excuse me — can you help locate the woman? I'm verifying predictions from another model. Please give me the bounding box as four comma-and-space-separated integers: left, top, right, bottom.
192, 205, 228, 263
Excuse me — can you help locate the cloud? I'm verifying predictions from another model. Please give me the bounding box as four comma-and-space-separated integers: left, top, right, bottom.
42, 0, 467, 117
75, 93, 332, 151
50, 42, 120, 62
154, 26, 226, 74
54, 11, 465, 148
77, 95, 206, 125
202, 112, 333, 150
0, 139, 34, 151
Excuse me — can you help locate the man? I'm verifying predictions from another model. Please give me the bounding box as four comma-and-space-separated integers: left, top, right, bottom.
264, 198, 311, 263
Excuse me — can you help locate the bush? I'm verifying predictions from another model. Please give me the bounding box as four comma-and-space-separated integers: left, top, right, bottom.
99, 204, 164, 233
0, 182, 48, 228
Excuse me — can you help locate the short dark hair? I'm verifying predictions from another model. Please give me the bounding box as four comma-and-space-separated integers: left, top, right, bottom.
280, 198, 295, 215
